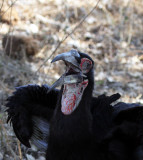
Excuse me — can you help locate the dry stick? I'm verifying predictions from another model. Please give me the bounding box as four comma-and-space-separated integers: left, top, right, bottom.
0, 0, 6, 45
0, 0, 14, 34
0, 0, 5, 11
35, 0, 101, 75
17, 140, 23, 160
120, 0, 131, 42
8, 2, 14, 57
0, 0, 18, 17
2, 0, 15, 57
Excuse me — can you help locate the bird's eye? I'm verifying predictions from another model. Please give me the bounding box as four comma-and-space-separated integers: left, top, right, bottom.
80, 58, 92, 73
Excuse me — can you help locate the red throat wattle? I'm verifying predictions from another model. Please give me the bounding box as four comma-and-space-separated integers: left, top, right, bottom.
61, 80, 88, 115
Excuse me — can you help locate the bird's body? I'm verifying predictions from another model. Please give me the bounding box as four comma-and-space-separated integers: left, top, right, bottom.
6, 50, 143, 160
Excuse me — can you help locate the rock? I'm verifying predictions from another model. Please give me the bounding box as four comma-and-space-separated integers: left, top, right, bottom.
26, 154, 35, 160
0, 152, 3, 160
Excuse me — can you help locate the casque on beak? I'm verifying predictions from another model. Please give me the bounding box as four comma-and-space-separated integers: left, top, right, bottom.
47, 49, 86, 93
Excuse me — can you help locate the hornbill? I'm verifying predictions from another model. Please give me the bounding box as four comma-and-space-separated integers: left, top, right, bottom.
6, 50, 143, 160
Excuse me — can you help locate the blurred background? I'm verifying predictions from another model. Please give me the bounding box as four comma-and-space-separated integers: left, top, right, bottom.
0, 0, 143, 159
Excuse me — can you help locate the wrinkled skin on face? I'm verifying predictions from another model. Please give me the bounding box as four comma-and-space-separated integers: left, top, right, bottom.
50, 49, 93, 115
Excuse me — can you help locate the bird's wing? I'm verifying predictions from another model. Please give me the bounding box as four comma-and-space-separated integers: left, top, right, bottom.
6, 84, 59, 150
113, 102, 143, 123
107, 103, 143, 159
92, 94, 143, 159
91, 93, 121, 142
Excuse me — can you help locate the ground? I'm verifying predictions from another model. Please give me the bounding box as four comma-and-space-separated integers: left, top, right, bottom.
0, 0, 143, 159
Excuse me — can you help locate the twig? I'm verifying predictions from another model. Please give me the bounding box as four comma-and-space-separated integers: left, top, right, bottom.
17, 140, 23, 160
35, 0, 101, 74
0, 0, 5, 11
1, 0, 15, 57
0, 0, 18, 17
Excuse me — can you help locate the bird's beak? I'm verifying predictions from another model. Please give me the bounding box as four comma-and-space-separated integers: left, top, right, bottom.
51, 49, 81, 72
47, 50, 85, 93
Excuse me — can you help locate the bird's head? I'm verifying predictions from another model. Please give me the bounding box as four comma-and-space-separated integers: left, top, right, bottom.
49, 49, 94, 115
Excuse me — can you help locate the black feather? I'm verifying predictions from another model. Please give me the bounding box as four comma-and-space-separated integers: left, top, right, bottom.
6, 84, 59, 149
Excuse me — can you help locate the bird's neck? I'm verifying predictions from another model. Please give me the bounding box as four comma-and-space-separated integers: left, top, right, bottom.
48, 77, 94, 160
52, 77, 94, 125
49, 78, 94, 154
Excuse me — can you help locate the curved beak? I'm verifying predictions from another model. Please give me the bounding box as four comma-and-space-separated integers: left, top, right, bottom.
51, 49, 80, 70
48, 50, 84, 93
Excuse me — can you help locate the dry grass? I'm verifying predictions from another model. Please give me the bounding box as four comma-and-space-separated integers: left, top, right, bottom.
0, 0, 143, 159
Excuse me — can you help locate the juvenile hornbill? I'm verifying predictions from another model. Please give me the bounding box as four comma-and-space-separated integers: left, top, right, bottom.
6, 50, 143, 160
